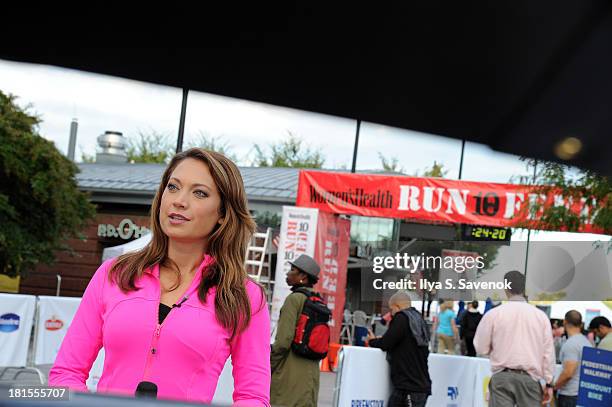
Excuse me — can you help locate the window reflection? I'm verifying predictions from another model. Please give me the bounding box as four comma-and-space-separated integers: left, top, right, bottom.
184, 90, 355, 168
0, 59, 183, 162
460, 141, 531, 183
356, 122, 463, 179
350, 215, 396, 242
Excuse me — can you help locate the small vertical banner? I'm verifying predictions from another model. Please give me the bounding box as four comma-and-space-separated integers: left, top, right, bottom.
577, 347, 612, 406
313, 212, 351, 344
271, 206, 319, 326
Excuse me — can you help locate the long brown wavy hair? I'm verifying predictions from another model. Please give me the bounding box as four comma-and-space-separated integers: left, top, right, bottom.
108, 148, 259, 339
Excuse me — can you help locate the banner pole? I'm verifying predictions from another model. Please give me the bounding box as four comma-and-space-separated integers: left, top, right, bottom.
523, 160, 538, 296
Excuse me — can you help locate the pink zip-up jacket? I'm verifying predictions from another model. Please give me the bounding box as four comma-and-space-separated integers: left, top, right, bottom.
49, 256, 271, 406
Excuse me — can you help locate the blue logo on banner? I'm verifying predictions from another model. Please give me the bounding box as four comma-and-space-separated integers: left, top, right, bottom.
447, 386, 459, 400
0, 313, 20, 333
577, 347, 612, 407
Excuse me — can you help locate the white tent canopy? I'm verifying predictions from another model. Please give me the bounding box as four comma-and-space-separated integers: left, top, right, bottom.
101, 233, 152, 262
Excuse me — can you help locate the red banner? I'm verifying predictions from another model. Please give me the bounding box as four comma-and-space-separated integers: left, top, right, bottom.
313, 211, 351, 344
296, 170, 602, 233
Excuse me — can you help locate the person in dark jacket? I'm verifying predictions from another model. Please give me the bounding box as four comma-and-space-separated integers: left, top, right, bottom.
460, 300, 482, 357
456, 300, 467, 355
367, 291, 432, 407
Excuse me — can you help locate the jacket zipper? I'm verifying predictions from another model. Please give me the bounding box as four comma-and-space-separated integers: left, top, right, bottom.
141, 275, 199, 381
143, 265, 168, 382
142, 311, 165, 380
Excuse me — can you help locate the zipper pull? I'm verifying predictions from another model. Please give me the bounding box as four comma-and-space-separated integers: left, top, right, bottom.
173, 296, 188, 308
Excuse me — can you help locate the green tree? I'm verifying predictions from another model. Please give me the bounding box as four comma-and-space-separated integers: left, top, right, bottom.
253, 132, 325, 168
420, 160, 448, 178
515, 158, 611, 234
186, 131, 237, 160
79, 145, 95, 163
378, 152, 404, 173
254, 211, 282, 229
412, 160, 449, 178
376, 157, 449, 176
0, 91, 96, 277
126, 130, 174, 163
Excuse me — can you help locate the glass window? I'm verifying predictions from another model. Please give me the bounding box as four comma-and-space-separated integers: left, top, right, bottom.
0, 59, 183, 161
356, 122, 463, 178
350, 215, 395, 242
460, 141, 532, 183
183, 90, 356, 168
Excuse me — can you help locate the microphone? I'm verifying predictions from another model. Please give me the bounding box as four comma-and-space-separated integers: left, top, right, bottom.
135, 381, 158, 398
172, 296, 188, 308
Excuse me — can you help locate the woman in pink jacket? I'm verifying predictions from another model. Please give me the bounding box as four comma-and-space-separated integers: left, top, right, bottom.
49, 148, 271, 406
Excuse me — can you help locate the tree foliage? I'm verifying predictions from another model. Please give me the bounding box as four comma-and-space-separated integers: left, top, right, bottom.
126, 130, 174, 164
254, 211, 282, 229
0, 91, 96, 277
80, 147, 95, 163
515, 158, 611, 234
253, 132, 325, 168
420, 160, 449, 178
186, 131, 237, 160
378, 152, 404, 173
377, 156, 449, 177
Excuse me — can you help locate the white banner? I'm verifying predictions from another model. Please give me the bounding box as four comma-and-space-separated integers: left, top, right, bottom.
334, 347, 563, 407
335, 348, 477, 406
34, 296, 82, 365
472, 357, 493, 407
32, 295, 105, 392
0, 293, 36, 366
270, 206, 318, 324
335, 346, 392, 406
427, 354, 479, 407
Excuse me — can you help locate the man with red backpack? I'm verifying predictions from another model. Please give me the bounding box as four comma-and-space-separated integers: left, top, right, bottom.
270, 254, 331, 407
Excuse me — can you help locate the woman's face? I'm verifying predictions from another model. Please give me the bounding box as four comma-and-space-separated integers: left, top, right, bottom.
286, 266, 306, 287
160, 158, 222, 246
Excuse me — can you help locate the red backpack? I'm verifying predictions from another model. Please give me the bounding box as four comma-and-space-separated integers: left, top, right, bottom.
291, 288, 331, 360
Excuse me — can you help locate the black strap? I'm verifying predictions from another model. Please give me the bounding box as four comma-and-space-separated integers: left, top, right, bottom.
293, 287, 316, 297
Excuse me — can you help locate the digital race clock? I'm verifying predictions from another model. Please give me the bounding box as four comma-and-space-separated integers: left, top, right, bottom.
461, 225, 512, 242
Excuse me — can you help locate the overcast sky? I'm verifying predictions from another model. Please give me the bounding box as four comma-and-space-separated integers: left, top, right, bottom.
1, 58, 608, 241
